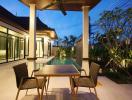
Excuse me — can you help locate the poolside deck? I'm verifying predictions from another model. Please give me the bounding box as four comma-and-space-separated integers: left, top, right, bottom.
0, 59, 132, 100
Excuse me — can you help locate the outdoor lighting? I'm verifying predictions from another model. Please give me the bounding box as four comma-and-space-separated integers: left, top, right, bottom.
91, 45, 94, 49
116, 36, 119, 39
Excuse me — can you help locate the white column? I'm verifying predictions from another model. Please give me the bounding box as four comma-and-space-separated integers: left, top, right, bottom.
82, 6, 90, 75
29, 4, 36, 58
28, 4, 37, 73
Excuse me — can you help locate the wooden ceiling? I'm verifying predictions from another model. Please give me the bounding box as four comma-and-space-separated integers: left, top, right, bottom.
19, 0, 100, 11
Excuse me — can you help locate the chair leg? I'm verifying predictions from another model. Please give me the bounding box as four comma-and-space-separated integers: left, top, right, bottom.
94, 87, 99, 100
89, 87, 91, 93
40, 84, 45, 100
75, 87, 78, 94
37, 88, 41, 100
40, 77, 47, 100
35, 78, 41, 100
46, 77, 50, 92
44, 84, 49, 100
25, 89, 28, 95
15, 89, 20, 100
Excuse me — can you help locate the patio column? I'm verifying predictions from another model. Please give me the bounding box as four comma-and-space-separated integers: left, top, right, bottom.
27, 4, 37, 74
82, 6, 90, 75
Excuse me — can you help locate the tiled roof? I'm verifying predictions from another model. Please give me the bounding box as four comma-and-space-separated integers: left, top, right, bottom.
0, 6, 25, 31
15, 17, 53, 31
0, 5, 54, 31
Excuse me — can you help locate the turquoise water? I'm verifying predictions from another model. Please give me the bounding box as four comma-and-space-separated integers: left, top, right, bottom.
47, 57, 81, 69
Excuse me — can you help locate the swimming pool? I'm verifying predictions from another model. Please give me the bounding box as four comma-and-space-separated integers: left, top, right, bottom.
47, 57, 81, 69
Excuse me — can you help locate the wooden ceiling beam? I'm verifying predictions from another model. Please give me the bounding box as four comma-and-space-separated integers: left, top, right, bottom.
19, 0, 101, 11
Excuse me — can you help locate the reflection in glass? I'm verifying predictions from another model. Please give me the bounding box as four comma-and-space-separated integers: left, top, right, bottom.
25, 36, 29, 56
20, 38, 24, 59
14, 37, 19, 60
0, 29, 26, 63
8, 35, 15, 61
36, 38, 44, 57
0, 32, 7, 63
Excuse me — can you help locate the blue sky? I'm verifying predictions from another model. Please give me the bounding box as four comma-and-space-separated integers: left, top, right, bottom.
0, 0, 131, 38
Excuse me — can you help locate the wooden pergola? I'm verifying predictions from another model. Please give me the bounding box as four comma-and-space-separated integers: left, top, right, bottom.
20, 0, 100, 10
19, 0, 100, 75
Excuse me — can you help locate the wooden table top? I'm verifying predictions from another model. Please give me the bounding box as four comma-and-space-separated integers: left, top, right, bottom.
34, 65, 80, 77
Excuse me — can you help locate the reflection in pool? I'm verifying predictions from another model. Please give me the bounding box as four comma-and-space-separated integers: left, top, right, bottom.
47, 57, 81, 69
36, 57, 81, 69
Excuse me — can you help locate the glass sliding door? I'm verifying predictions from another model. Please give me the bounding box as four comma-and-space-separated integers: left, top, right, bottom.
0, 32, 7, 63
36, 38, 44, 57
14, 37, 19, 60
20, 38, 24, 59
0, 27, 26, 63
48, 42, 51, 56
25, 36, 29, 56
8, 35, 15, 61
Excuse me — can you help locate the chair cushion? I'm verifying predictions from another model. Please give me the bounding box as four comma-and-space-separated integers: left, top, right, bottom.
73, 77, 96, 88
20, 78, 46, 90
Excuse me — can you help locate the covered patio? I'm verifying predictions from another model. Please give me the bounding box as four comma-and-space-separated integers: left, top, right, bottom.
0, 0, 132, 100
12, 0, 101, 99
19, 0, 101, 75
0, 60, 132, 100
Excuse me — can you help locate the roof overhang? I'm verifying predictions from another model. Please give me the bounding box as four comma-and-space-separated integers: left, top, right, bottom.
36, 29, 58, 40
19, 0, 100, 11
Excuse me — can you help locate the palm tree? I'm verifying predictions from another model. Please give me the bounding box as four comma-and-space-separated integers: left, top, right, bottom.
69, 35, 77, 47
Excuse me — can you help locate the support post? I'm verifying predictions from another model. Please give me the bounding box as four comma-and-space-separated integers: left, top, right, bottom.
27, 4, 37, 73
82, 6, 90, 76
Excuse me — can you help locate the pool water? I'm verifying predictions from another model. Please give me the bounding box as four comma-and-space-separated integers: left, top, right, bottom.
47, 57, 81, 69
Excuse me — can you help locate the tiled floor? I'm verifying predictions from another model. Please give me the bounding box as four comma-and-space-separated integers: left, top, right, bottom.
0, 58, 132, 100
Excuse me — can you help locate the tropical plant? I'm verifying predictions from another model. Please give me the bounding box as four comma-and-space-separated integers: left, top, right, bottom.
56, 35, 77, 58
96, 8, 132, 78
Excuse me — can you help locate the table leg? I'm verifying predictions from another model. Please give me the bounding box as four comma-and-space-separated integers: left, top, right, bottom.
46, 77, 50, 92
69, 76, 75, 95
40, 77, 46, 100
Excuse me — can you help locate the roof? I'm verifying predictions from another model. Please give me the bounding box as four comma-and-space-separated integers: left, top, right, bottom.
15, 17, 53, 31
0, 6, 25, 31
19, 0, 101, 11
0, 5, 55, 32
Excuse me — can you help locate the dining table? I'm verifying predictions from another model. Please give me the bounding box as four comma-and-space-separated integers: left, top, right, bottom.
34, 64, 80, 100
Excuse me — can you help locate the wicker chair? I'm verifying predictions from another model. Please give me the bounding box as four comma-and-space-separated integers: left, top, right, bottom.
72, 62, 100, 97
13, 63, 46, 100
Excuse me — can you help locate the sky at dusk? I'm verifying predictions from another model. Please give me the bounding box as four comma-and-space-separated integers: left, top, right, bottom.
0, 0, 131, 38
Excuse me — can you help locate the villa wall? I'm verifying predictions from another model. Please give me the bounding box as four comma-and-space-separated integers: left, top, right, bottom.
0, 21, 52, 63
0, 6, 57, 63
51, 46, 58, 57
0, 21, 27, 63
75, 39, 82, 66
